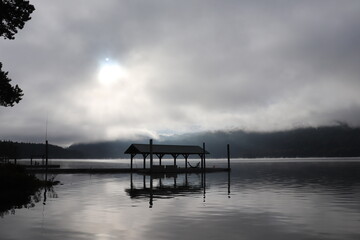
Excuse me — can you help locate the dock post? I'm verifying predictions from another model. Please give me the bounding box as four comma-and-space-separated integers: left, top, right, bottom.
130, 154, 134, 170
45, 140, 49, 181
227, 144, 231, 170
46, 140, 49, 169
203, 142, 206, 171
172, 154, 178, 167
184, 154, 189, 169
143, 154, 146, 169
150, 139, 153, 171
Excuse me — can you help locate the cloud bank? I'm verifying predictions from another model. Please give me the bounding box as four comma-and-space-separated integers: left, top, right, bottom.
1, 0, 360, 146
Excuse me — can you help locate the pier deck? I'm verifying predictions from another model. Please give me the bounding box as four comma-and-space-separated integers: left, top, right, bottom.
25, 167, 229, 174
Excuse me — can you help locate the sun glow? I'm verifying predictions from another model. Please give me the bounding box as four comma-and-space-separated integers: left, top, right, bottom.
98, 62, 128, 86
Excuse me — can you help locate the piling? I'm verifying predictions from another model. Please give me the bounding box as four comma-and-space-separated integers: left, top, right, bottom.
150, 139, 153, 170
203, 142, 206, 170
227, 144, 231, 170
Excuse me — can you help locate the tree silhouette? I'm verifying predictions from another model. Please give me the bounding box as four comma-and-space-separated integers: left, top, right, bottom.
0, 0, 35, 107
0, 63, 23, 106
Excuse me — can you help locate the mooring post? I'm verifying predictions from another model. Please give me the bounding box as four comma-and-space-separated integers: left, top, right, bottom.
203, 142, 206, 170
45, 140, 49, 181
46, 141, 49, 168
227, 144, 231, 170
150, 139, 153, 171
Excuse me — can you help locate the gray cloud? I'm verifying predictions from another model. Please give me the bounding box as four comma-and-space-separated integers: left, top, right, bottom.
1, 0, 360, 146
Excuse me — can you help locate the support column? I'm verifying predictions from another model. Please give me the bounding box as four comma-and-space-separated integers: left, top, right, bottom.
183, 154, 189, 169
156, 154, 164, 166
130, 154, 135, 170
172, 154, 179, 167
150, 139, 153, 170
142, 154, 149, 169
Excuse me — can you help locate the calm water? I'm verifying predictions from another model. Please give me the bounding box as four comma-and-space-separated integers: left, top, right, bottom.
1, 158, 360, 240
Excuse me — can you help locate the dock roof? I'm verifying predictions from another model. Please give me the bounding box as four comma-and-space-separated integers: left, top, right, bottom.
124, 144, 209, 155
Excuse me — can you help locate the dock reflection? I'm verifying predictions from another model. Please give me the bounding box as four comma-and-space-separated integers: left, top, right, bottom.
126, 172, 231, 208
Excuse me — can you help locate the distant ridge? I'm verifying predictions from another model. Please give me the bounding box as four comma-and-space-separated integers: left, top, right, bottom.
2, 126, 360, 159
0, 141, 83, 159
68, 125, 360, 158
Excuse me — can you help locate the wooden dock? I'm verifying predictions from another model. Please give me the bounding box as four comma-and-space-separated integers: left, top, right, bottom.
25, 167, 229, 174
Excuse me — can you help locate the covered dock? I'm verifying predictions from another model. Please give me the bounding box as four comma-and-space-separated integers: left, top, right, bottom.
124, 140, 211, 171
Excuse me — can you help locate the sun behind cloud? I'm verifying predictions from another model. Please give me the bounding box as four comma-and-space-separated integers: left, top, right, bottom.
98, 60, 128, 86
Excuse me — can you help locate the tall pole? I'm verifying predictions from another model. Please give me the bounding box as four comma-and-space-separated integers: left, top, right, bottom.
227, 144, 231, 170
45, 140, 48, 181
203, 142, 206, 170
150, 139, 153, 170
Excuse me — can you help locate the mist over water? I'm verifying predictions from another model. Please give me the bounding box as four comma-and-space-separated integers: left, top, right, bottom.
1, 158, 360, 240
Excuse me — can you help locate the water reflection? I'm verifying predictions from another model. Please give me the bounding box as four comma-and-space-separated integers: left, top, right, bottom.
126, 172, 231, 207
0, 186, 58, 218
1, 160, 360, 240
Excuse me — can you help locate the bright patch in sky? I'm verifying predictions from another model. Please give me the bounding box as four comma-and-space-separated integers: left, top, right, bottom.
98, 61, 128, 86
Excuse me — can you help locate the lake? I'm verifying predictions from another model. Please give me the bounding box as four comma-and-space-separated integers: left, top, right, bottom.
1, 158, 360, 240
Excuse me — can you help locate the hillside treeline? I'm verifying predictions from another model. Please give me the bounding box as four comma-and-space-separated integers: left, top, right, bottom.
0, 141, 82, 159
1, 126, 360, 159
69, 125, 360, 158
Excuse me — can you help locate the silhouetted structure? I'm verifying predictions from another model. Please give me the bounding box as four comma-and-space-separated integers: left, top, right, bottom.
124, 141, 210, 171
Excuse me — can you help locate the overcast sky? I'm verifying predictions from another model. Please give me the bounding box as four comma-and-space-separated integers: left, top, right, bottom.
1, 0, 360, 146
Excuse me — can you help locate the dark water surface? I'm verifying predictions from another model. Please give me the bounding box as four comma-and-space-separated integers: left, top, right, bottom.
1, 158, 360, 240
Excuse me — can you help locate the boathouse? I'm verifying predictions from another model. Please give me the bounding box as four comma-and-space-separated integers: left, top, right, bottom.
124, 140, 209, 170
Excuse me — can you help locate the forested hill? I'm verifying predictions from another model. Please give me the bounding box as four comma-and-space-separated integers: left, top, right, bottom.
1, 126, 360, 159
69, 126, 360, 158
0, 141, 83, 159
